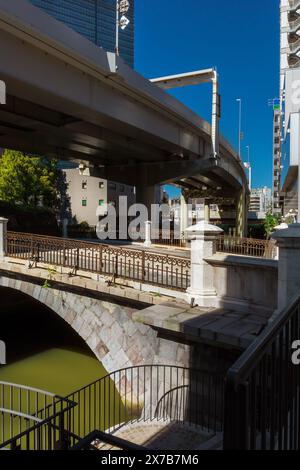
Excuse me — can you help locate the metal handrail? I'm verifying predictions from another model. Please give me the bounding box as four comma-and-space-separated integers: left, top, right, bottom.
223, 293, 300, 450
0, 398, 78, 450
0, 381, 56, 398
226, 293, 300, 387
66, 364, 225, 442
0, 408, 42, 423
0, 381, 77, 450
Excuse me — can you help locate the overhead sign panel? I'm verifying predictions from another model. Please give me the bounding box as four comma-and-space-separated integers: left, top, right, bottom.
119, 0, 130, 14
119, 15, 130, 30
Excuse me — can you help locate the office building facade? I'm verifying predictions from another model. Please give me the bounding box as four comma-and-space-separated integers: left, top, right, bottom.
279, 0, 300, 219
29, 0, 134, 67
249, 187, 272, 216
63, 168, 135, 227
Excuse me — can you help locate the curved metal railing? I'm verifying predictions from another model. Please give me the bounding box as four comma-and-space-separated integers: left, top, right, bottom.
65, 365, 225, 441
0, 381, 76, 450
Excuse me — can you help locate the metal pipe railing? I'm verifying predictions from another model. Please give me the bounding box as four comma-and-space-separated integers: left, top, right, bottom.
223, 293, 300, 450
65, 365, 225, 442
0, 381, 77, 450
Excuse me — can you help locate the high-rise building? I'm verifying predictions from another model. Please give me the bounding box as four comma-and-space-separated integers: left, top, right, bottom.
278, 0, 300, 219
272, 104, 282, 213
249, 187, 272, 216
29, 0, 134, 68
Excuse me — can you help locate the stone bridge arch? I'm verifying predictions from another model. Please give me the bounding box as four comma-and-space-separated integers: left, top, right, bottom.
0, 275, 159, 374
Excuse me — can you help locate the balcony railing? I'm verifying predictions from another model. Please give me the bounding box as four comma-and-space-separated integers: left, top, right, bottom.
223, 294, 300, 450
6, 231, 190, 292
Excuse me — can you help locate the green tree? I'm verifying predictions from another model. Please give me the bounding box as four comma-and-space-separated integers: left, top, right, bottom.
264, 210, 281, 239
0, 149, 60, 208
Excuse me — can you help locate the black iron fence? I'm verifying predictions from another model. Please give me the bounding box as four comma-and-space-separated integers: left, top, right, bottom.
223, 294, 300, 450
0, 382, 77, 450
6, 232, 190, 291
65, 365, 225, 443
1, 366, 224, 450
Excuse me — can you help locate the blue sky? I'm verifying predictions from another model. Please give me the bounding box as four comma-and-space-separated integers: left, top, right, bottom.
135, 0, 280, 197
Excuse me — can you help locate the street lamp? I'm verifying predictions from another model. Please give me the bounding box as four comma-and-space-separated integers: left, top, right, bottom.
236, 98, 242, 158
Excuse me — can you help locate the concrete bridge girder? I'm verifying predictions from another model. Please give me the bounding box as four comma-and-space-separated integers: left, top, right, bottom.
0, 0, 247, 197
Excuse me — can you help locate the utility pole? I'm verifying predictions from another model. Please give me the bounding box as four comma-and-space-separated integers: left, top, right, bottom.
236, 98, 242, 158
115, 1, 130, 70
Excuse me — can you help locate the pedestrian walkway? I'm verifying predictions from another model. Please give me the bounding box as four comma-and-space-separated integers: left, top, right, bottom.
95, 421, 219, 450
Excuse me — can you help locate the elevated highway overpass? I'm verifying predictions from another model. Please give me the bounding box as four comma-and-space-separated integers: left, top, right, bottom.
0, 0, 249, 234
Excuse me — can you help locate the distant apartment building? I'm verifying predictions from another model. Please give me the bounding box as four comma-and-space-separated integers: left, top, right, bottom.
63, 168, 135, 227
249, 187, 272, 216
277, 1, 300, 218
29, 0, 135, 67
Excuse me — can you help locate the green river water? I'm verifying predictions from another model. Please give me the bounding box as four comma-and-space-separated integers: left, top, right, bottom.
0, 288, 128, 447
0, 288, 108, 395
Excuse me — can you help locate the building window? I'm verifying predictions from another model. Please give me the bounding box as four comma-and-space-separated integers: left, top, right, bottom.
109, 182, 116, 191
99, 199, 104, 206
82, 200, 87, 207
120, 185, 125, 192
82, 180, 87, 190
99, 181, 104, 189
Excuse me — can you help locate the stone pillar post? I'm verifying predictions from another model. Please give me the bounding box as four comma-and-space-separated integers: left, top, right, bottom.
272, 224, 300, 311
180, 193, 189, 240
0, 218, 8, 262
144, 221, 152, 248
204, 201, 210, 223
186, 221, 223, 307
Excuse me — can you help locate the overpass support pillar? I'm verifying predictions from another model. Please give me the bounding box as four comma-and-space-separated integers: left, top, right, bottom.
0, 218, 8, 261
136, 185, 159, 218
185, 221, 223, 307
235, 188, 248, 238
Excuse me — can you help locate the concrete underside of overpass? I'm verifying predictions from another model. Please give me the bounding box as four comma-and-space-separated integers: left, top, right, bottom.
0, 1, 247, 190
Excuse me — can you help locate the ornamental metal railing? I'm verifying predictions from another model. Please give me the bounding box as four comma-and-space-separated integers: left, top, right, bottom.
0, 382, 77, 450
216, 235, 277, 260
66, 365, 225, 445
223, 294, 300, 450
6, 231, 190, 291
